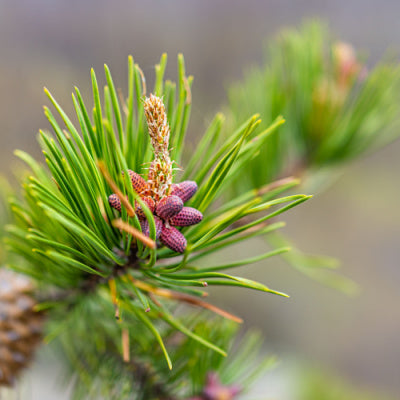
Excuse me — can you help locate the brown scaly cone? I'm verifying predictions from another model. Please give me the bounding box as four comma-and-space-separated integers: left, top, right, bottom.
0, 269, 43, 386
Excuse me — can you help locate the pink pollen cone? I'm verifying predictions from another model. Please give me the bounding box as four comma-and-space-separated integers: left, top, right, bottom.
135, 196, 156, 218
156, 195, 183, 220
108, 194, 122, 212
126, 169, 148, 194
160, 225, 187, 253
171, 180, 198, 202
139, 216, 163, 239
170, 207, 203, 227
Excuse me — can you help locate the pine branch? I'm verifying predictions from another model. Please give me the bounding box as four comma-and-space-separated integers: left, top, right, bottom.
227, 20, 400, 188
4, 54, 308, 396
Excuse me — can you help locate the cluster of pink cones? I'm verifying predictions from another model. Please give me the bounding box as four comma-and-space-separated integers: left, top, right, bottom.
108, 170, 203, 253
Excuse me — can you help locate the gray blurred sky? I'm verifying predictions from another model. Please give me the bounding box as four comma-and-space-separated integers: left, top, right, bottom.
0, 1, 399, 398
1, 0, 400, 169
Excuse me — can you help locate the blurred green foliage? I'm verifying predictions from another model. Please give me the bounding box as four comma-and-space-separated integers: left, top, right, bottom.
299, 369, 396, 400
54, 290, 272, 400
227, 21, 400, 189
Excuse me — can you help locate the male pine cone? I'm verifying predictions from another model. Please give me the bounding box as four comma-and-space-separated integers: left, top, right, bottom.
0, 269, 43, 386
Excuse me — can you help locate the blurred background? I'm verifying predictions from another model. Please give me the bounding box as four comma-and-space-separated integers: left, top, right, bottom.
0, 0, 399, 398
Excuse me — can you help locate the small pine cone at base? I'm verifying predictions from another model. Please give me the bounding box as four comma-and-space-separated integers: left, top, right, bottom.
0, 270, 43, 387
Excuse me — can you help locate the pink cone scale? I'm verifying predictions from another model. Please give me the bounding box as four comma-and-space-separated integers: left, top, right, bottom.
135, 196, 156, 218
170, 207, 203, 227
170, 181, 198, 203
156, 195, 183, 220
140, 216, 163, 239
108, 194, 122, 212
160, 226, 187, 254
127, 170, 148, 195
